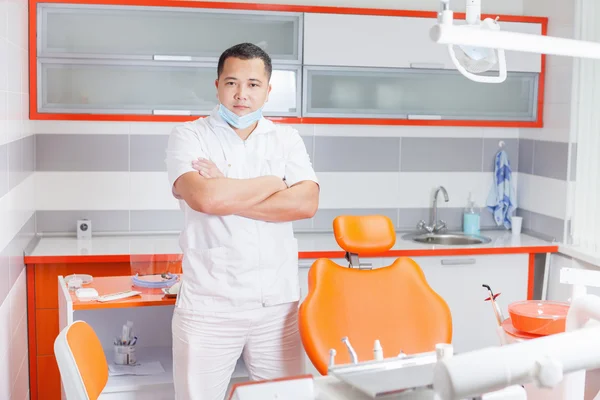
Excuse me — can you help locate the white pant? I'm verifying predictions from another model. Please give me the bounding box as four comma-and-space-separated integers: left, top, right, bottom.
171, 301, 303, 400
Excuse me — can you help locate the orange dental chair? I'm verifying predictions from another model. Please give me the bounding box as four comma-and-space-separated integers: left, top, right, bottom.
298, 215, 453, 375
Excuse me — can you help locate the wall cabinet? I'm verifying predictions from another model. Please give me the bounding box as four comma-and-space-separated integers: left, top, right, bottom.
31, 2, 547, 127
36, 3, 302, 117
38, 4, 303, 63
303, 13, 542, 73
38, 59, 301, 116
303, 66, 538, 121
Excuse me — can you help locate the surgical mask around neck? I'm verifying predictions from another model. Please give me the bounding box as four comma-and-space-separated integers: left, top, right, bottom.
218, 104, 264, 129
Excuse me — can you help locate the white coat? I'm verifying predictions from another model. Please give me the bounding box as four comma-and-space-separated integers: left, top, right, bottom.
165, 106, 319, 313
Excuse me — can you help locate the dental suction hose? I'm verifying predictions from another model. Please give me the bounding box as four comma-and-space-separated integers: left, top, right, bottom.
433, 295, 600, 400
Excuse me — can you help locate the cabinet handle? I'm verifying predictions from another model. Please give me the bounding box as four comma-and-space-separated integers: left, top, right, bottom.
441, 258, 477, 266
408, 114, 442, 120
153, 55, 193, 61
410, 62, 445, 69
299, 262, 313, 269
153, 110, 192, 116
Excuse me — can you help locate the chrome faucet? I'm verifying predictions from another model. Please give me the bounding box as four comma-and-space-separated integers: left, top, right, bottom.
417, 186, 449, 234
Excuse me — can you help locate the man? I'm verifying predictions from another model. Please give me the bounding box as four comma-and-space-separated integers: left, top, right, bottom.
165, 42, 320, 400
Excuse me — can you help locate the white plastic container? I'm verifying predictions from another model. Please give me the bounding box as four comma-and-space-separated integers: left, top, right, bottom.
114, 344, 136, 365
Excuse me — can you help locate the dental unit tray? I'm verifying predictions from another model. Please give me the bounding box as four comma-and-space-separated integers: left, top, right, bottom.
131, 273, 179, 289
328, 351, 438, 398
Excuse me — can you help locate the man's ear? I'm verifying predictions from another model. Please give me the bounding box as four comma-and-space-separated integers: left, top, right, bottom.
266, 83, 272, 102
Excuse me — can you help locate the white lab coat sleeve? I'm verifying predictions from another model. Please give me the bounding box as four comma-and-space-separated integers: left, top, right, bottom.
165, 124, 208, 198
284, 128, 319, 188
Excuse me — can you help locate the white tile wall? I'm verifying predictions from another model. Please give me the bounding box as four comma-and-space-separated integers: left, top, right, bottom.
315, 172, 496, 210
518, 0, 576, 232
0, 175, 35, 250
520, 0, 575, 144
0, 0, 32, 396
35, 172, 130, 210
35, 170, 504, 212
0, 270, 29, 400
313, 125, 520, 139
32, 120, 131, 135
518, 173, 568, 220
129, 172, 180, 210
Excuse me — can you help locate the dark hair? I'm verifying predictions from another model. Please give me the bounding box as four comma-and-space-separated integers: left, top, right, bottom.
217, 43, 273, 80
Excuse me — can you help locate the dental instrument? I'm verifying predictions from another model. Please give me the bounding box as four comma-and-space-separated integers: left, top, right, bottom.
373, 340, 383, 361
483, 284, 504, 326
341, 336, 358, 364
328, 349, 337, 368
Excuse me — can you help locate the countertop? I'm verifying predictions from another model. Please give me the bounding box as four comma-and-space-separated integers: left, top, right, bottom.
24, 230, 558, 264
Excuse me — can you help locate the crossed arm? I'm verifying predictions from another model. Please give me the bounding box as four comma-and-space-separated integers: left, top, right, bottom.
173, 159, 319, 222
236, 180, 319, 222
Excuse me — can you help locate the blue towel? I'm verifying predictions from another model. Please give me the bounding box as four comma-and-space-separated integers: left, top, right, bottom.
486, 150, 517, 229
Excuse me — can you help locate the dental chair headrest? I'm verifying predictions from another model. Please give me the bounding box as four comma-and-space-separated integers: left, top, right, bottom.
333, 215, 396, 256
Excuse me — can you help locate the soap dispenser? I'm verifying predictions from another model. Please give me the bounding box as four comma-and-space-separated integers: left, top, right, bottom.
463, 193, 480, 235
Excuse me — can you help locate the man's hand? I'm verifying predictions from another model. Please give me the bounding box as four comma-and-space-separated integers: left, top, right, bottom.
191, 158, 288, 191
191, 158, 225, 179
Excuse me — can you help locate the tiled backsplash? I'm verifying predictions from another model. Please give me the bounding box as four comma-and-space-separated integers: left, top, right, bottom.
1, 135, 35, 195
518, 139, 571, 180
29, 124, 568, 237
35, 134, 521, 173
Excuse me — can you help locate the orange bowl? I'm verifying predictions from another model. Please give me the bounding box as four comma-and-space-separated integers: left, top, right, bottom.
508, 300, 570, 335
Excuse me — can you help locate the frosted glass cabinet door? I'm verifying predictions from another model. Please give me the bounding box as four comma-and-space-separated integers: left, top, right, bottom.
38, 59, 301, 116
303, 66, 539, 121
37, 4, 303, 63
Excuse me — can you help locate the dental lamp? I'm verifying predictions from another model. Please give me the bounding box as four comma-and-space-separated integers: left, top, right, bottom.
431, 0, 600, 83
434, 0, 507, 83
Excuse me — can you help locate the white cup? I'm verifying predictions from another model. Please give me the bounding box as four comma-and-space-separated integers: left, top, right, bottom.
511, 216, 523, 235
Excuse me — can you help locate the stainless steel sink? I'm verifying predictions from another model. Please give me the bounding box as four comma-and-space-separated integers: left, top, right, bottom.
403, 232, 492, 246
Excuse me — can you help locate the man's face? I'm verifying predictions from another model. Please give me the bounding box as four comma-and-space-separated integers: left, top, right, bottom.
215, 57, 271, 116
